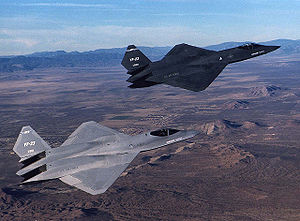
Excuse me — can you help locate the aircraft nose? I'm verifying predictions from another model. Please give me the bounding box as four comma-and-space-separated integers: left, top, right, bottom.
267, 45, 280, 52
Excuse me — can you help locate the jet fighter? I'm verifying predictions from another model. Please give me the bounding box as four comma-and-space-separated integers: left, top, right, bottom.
13, 121, 198, 195
121, 43, 280, 92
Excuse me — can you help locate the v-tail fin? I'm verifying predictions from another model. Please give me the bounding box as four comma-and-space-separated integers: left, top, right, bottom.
13, 126, 51, 162
121, 45, 151, 73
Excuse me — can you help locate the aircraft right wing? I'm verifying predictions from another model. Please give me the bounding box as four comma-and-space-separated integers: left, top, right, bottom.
62, 121, 122, 146
164, 43, 216, 58
59, 151, 139, 195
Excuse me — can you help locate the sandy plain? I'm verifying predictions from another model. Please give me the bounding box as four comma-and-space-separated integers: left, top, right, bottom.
0, 55, 300, 220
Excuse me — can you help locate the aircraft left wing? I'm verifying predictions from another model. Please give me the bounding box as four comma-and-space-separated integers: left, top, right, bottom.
59, 151, 139, 195
162, 63, 227, 92
62, 121, 122, 146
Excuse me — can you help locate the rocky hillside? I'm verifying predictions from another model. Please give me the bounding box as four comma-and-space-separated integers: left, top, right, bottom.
223, 100, 250, 110
248, 85, 283, 97
199, 119, 265, 135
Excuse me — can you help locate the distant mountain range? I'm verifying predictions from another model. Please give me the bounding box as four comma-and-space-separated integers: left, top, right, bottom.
0, 39, 299, 72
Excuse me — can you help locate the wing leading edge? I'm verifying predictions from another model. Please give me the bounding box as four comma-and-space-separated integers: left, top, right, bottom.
164, 43, 216, 58
62, 121, 122, 146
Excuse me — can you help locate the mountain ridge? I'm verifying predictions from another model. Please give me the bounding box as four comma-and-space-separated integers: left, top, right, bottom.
0, 39, 299, 72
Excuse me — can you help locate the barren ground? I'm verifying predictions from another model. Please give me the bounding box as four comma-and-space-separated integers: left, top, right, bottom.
0, 55, 300, 220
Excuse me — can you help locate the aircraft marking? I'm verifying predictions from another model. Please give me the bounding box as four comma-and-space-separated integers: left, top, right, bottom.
166, 137, 183, 144
164, 72, 179, 79
126, 48, 138, 52
130, 57, 140, 62
24, 141, 36, 147
251, 50, 265, 56
21, 130, 31, 134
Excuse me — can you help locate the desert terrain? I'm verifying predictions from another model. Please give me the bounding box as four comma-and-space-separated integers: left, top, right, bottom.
0, 54, 300, 220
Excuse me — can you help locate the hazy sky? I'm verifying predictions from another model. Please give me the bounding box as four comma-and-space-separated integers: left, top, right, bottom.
1, 0, 300, 55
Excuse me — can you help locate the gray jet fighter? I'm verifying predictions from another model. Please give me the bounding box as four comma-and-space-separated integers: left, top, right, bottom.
13, 121, 198, 195
121, 43, 280, 92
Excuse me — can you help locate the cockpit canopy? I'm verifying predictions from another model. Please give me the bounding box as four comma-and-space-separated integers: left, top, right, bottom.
150, 128, 180, 137
238, 43, 262, 50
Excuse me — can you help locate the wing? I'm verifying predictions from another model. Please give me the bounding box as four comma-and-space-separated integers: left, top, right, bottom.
164, 43, 216, 58
59, 152, 139, 195
163, 63, 227, 92
62, 121, 122, 146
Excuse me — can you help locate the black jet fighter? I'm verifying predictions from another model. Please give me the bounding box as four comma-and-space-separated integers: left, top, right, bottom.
121, 43, 280, 92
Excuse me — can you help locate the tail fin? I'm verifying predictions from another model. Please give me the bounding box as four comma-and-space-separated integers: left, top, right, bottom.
13, 126, 51, 162
121, 45, 151, 73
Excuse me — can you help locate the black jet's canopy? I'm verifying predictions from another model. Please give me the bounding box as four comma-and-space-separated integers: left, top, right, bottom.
150, 128, 180, 137
237, 43, 262, 50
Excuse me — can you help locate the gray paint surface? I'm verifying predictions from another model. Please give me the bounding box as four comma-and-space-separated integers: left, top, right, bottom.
13, 121, 198, 195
